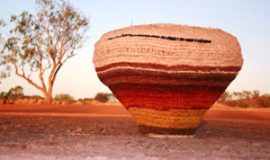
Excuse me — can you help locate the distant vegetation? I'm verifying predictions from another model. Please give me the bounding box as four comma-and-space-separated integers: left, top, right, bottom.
0, 85, 44, 105
0, 85, 117, 105
1, 85, 269, 108
217, 90, 270, 108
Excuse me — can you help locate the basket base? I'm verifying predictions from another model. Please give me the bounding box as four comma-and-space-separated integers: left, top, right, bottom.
128, 107, 207, 135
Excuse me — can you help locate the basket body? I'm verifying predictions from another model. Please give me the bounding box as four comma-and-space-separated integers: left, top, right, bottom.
93, 24, 243, 134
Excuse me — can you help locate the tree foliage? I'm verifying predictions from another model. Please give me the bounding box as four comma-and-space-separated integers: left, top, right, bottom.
0, 20, 9, 81
0, 0, 89, 103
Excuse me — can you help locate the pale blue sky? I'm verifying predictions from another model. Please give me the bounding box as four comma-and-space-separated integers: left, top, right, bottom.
0, 0, 270, 98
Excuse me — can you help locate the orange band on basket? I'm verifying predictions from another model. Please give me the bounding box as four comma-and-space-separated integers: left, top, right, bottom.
128, 107, 207, 129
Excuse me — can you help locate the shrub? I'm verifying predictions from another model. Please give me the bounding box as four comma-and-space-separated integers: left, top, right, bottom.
256, 95, 270, 108
94, 93, 111, 103
54, 94, 75, 104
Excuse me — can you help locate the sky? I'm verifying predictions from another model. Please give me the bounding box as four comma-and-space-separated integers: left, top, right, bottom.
0, 0, 270, 99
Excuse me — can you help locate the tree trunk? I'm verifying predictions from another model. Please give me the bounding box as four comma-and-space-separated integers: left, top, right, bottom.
42, 86, 53, 104
44, 93, 53, 104
44, 82, 54, 104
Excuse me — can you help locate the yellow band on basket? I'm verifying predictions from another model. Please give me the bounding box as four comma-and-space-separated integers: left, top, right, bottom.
128, 107, 208, 129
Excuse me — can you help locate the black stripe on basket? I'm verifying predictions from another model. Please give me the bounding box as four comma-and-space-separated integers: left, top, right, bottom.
108, 34, 211, 43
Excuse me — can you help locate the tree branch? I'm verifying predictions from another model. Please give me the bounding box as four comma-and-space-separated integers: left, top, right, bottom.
13, 63, 43, 91
51, 62, 62, 86
44, 24, 56, 65
38, 55, 47, 93
34, 40, 48, 93
62, 53, 75, 64
51, 53, 75, 86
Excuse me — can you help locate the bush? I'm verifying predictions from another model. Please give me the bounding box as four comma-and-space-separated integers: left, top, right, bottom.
54, 94, 75, 104
256, 95, 270, 108
94, 93, 111, 103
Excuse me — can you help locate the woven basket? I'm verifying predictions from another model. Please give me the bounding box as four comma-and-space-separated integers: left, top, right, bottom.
93, 23, 243, 135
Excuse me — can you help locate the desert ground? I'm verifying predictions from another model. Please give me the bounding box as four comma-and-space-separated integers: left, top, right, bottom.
0, 104, 270, 160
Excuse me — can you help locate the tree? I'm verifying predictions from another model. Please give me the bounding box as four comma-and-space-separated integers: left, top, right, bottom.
242, 90, 252, 99
0, 0, 89, 103
232, 91, 245, 100
251, 90, 260, 99
10, 85, 24, 96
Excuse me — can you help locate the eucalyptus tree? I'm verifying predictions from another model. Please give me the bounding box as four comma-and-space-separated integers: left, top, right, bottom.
0, 0, 89, 103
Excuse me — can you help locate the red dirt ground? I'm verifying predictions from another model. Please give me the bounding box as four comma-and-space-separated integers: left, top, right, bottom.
0, 104, 270, 160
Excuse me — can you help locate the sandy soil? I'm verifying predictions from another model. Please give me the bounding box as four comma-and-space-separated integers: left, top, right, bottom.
0, 104, 270, 160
